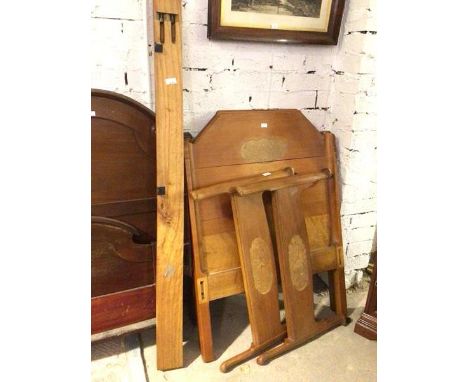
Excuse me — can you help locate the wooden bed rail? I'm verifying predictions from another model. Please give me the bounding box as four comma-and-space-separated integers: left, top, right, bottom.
190, 167, 295, 201
235, 169, 332, 196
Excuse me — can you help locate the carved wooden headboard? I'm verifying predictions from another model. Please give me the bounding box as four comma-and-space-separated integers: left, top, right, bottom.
91, 89, 156, 334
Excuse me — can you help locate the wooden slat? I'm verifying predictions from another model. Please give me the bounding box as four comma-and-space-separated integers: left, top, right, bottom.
153, 0, 184, 370
200, 217, 235, 235
207, 268, 244, 300
305, 214, 330, 248
185, 129, 214, 361
202, 232, 240, 272
220, 192, 286, 372
271, 187, 318, 340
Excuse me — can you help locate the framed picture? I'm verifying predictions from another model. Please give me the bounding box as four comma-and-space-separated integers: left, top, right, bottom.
208, 0, 346, 44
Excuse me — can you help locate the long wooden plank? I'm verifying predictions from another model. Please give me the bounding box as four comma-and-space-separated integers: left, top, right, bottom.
153, 0, 184, 370
220, 192, 286, 372
185, 141, 215, 362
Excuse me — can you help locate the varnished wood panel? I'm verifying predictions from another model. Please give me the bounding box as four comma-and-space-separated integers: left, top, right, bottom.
91, 286, 155, 334
202, 232, 240, 272
207, 268, 244, 300
272, 188, 317, 340
92, 91, 155, 204
91, 90, 158, 334
220, 193, 285, 372
192, 110, 326, 168
92, 198, 156, 218
91, 90, 194, 343
92, 218, 154, 296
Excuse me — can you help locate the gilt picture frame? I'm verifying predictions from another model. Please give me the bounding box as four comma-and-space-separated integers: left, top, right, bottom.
208, 0, 346, 44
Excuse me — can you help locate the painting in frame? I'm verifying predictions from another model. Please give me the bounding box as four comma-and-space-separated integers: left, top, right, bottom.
208, 0, 346, 44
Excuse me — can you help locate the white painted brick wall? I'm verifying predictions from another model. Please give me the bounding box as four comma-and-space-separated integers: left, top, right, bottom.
90, 0, 377, 288
325, 0, 377, 287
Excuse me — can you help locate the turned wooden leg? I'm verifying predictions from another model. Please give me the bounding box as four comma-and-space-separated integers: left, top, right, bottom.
220, 330, 286, 373
257, 316, 342, 365
257, 338, 302, 365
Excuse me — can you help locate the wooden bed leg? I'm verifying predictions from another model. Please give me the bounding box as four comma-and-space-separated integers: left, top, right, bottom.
257, 316, 342, 365
194, 276, 214, 362
196, 302, 214, 362
257, 338, 304, 366
329, 265, 348, 323
220, 330, 286, 373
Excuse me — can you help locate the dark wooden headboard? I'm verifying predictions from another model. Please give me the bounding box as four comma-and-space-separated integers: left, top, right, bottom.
91, 89, 156, 334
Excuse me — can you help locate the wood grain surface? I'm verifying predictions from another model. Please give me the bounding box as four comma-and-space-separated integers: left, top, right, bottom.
91, 286, 155, 335
323, 132, 347, 319
153, 0, 184, 370
220, 192, 285, 372
184, 109, 347, 363
256, 183, 344, 365
91, 89, 157, 334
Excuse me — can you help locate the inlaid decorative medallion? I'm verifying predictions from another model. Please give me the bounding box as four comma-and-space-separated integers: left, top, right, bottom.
250, 237, 274, 295
240, 137, 287, 162
288, 234, 309, 291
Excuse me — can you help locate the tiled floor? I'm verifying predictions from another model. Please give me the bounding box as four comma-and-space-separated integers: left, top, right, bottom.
92, 287, 376, 382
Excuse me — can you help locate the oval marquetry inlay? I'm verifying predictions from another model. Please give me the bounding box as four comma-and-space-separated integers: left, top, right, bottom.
240, 137, 287, 162
250, 237, 274, 295
288, 235, 308, 291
